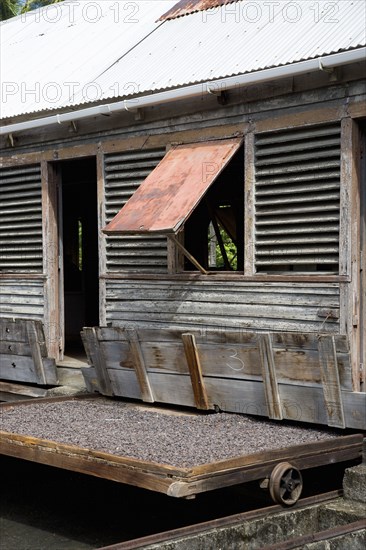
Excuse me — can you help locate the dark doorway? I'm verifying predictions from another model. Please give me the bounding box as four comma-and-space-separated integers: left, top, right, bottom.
60, 158, 99, 357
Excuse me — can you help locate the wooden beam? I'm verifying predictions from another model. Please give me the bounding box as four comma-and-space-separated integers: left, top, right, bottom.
244, 132, 255, 276
339, 118, 362, 391
26, 321, 47, 385
318, 335, 346, 428
81, 328, 113, 396
258, 333, 283, 420
181, 333, 209, 410
126, 329, 154, 403
168, 235, 208, 275
96, 149, 107, 327
42, 160, 61, 361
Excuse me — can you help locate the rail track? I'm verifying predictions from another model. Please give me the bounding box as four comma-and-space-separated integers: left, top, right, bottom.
1, 454, 364, 550
100, 489, 366, 550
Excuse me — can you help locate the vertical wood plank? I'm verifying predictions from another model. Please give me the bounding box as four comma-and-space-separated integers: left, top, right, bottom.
26, 321, 47, 385
318, 335, 345, 428
244, 131, 256, 276
96, 149, 107, 326
258, 333, 283, 420
339, 118, 361, 391
360, 126, 366, 391
41, 161, 61, 361
181, 333, 209, 410
82, 328, 113, 396
126, 329, 155, 403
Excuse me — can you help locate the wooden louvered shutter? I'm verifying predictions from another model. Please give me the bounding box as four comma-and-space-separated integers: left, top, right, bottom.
104, 149, 167, 272
0, 164, 43, 273
254, 123, 341, 273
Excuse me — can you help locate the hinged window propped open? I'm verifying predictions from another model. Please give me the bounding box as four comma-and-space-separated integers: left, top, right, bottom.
103, 138, 243, 237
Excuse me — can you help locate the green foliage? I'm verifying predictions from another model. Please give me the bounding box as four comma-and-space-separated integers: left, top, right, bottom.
0, 0, 64, 20
215, 229, 238, 270
0, 0, 20, 21
21, 0, 64, 13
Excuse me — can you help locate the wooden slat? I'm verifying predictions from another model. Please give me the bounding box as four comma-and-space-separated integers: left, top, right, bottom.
181, 333, 209, 410
26, 320, 47, 384
258, 333, 283, 420
0, 381, 48, 399
318, 335, 345, 428
82, 328, 113, 396
126, 329, 154, 403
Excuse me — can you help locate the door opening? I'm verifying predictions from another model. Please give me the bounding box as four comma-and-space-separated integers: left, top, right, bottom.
60, 158, 99, 361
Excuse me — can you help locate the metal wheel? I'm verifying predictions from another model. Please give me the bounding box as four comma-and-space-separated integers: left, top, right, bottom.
269, 462, 303, 506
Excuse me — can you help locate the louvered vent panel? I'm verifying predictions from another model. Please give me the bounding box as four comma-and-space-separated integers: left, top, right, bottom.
104, 149, 167, 272
0, 165, 43, 272
254, 124, 341, 272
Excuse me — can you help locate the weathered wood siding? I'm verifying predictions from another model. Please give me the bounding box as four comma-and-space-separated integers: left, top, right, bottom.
0, 278, 44, 320
105, 280, 340, 333
0, 164, 43, 272
254, 123, 341, 271
104, 149, 167, 273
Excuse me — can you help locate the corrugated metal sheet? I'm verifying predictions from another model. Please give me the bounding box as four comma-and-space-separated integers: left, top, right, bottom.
1, 0, 365, 119
0, 0, 177, 119
159, 0, 238, 21
93, 0, 365, 104
104, 148, 168, 273
104, 138, 242, 234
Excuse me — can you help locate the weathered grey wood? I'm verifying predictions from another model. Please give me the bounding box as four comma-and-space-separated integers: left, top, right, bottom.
108, 368, 143, 400
318, 335, 346, 428
0, 354, 57, 385
104, 279, 341, 334
181, 333, 209, 410
81, 366, 100, 394
26, 320, 47, 384
0, 381, 48, 399
168, 235, 208, 275
126, 329, 155, 403
258, 333, 283, 420
81, 328, 113, 396
0, 317, 31, 343
244, 131, 256, 276
0, 317, 57, 385
42, 161, 61, 360
339, 118, 362, 391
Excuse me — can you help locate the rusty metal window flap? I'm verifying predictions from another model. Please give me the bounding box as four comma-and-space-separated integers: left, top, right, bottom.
103, 138, 243, 236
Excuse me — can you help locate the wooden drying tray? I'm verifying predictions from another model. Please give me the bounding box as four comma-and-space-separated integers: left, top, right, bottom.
0, 396, 363, 502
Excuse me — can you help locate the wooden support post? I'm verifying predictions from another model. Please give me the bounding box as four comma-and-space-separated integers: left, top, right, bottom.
127, 329, 154, 403
318, 335, 346, 428
181, 333, 209, 410
258, 333, 283, 420
26, 321, 47, 385
82, 328, 113, 396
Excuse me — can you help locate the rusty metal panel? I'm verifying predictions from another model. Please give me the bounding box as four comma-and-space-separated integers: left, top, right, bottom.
103, 138, 242, 235
159, 0, 238, 21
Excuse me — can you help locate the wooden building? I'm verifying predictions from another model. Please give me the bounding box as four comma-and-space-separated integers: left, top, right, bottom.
0, 0, 365, 427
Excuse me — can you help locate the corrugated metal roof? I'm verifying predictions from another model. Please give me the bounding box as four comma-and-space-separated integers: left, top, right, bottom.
1, 0, 365, 120
0, 0, 177, 119
104, 138, 242, 234
159, 0, 239, 21
92, 0, 366, 103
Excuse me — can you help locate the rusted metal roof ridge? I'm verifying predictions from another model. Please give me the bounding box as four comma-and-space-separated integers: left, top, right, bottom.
159, 0, 240, 21
103, 137, 243, 235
